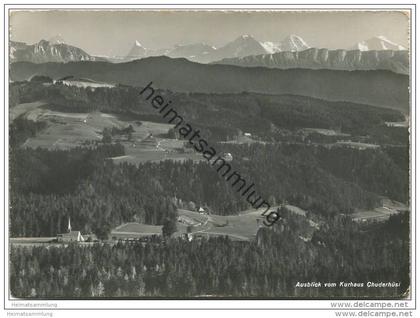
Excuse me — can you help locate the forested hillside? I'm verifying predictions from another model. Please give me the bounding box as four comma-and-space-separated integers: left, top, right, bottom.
10, 211, 409, 298
11, 141, 409, 237
9, 81, 405, 141
9, 78, 410, 299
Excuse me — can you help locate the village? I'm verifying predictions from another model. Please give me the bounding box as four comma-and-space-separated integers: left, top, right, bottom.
10, 195, 408, 248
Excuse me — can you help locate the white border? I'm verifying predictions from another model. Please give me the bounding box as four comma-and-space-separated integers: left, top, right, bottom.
1, 1, 417, 314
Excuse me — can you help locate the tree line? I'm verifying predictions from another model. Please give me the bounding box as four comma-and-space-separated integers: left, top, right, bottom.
10, 212, 409, 298
9, 81, 405, 142
10, 137, 409, 238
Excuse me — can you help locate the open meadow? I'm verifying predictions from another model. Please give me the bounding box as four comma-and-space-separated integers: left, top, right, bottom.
13, 102, 205, 163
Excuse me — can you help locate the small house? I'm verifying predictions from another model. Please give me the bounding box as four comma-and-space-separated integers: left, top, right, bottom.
139, 133, 158, 147
223, 152, 233, 162
183, 233, 193, 242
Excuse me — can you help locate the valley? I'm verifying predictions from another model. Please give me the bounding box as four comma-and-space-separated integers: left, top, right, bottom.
9, 82, 409, 240
7, 9, 412, 301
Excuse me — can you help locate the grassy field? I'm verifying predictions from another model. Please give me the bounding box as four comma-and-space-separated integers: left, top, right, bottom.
112, 147, 204, 165
352, 199, 409, 222
10, 237, 55, 243
300, 128, 350, 137
111, 223, 163, 239
111, 205, 312, 242
334, 141, 380, 150
110, 210, 260, 241
61, 79, 115, 88
10, 101, 46, 121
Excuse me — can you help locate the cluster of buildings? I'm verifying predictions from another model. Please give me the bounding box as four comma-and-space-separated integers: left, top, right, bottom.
56, 218, 96, 243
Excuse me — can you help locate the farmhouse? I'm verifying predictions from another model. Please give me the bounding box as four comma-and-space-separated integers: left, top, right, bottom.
223, 152, 233, 162
177, 215, 196, 226
139, 133, 158, 147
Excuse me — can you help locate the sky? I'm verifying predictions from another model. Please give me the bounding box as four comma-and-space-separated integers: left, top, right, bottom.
9, 10, 410, 56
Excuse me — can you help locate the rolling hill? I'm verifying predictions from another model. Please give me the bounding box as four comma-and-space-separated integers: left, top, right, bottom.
10, 56, 409, 112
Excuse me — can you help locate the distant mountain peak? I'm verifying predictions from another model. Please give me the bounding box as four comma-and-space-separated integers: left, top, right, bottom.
38, 39, 49, 45
167, 42, 217, 61
352, 36, 407, 51
216, 34, 266, 58
234, 34, 258, 42
261, 34, 310, 53
48, 34, 65, 45
126, 40, 147, 60
260, 41, 279, 54
284, 34, 302, 40
10, 38, 95, 63
279, 34, 310, 52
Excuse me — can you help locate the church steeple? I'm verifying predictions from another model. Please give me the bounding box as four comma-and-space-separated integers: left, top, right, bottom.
67, 217, 72, 232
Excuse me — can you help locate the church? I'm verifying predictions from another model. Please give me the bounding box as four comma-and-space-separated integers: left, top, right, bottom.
56, 218, 85, 243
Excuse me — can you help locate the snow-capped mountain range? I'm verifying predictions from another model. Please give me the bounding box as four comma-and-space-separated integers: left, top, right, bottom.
123, 34, 311, 63
216, 48, 409, 75
213, 36, 408, 75
10, 34, 408, 74
352, 36, 407, 51
121, 34, 408, 67
261, 35, 311, 53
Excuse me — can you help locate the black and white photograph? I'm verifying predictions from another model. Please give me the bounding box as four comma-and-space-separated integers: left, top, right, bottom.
1, 2, 417, 317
